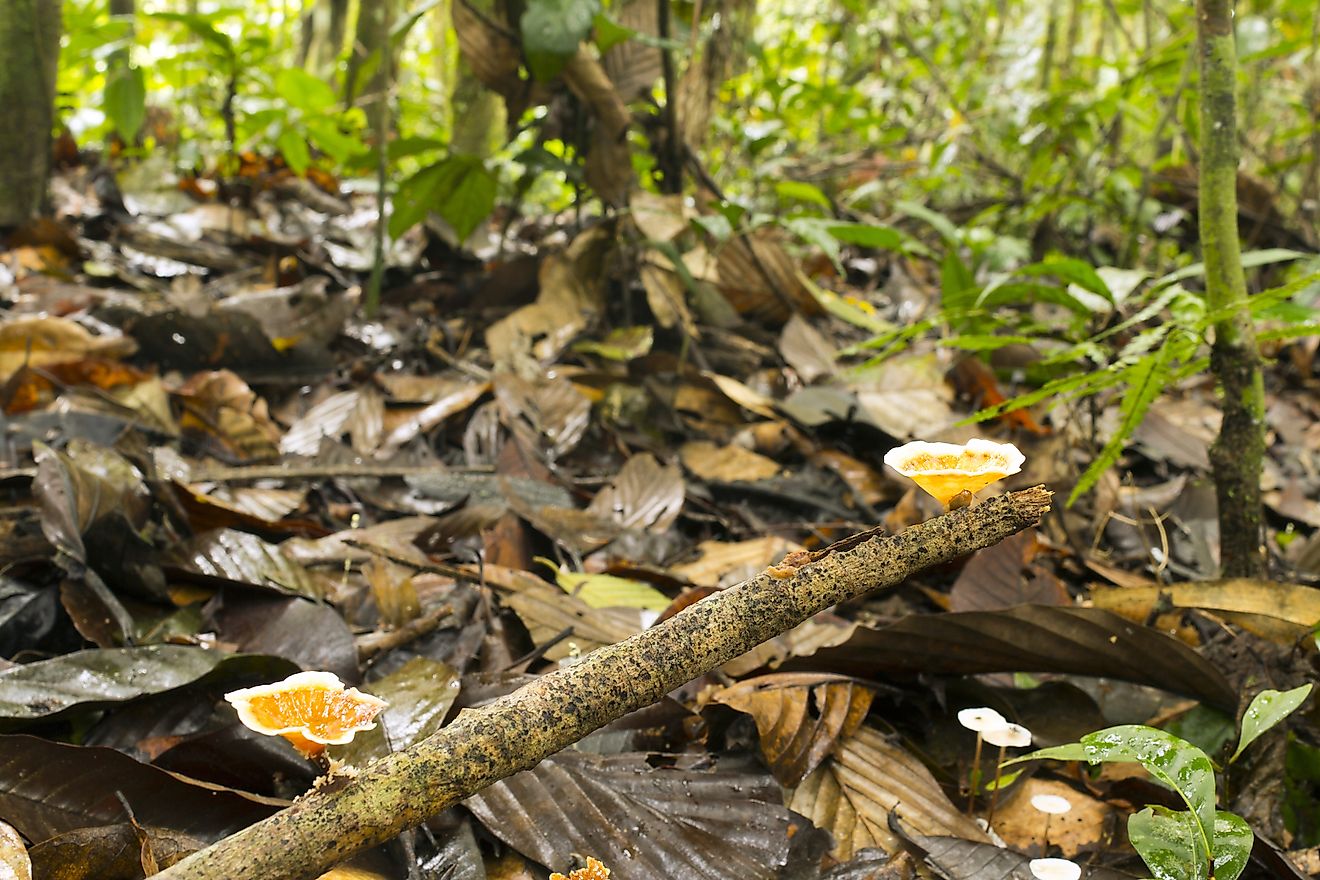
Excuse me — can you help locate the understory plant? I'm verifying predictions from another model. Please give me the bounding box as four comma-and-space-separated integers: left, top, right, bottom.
1011, 685, 1311, 880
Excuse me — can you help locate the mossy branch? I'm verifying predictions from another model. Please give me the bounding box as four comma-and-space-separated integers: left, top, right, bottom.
154, 486, 1053, 880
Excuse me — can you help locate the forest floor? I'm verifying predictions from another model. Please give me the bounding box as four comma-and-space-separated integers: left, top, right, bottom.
1, 152, 1319, 880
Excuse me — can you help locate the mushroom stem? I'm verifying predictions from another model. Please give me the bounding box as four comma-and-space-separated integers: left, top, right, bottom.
986, 744, 1007, 826
1041, 815, 1052, 855
968, 733, 985, 814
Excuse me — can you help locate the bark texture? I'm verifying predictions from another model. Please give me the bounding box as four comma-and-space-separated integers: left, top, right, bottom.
1197, 0, 1267, 577
0, 0, 61, 226
152, 487, 1052, 880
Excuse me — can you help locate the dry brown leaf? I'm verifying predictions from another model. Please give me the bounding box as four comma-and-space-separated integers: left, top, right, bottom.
789, 726, 988, 860
715, 231, 817, 323
949, 530, 1069, 612
703, 371, 778, 420
808, 449, 890, 506
681, 440, 781, 482
587, 453, 685, 531
483, 564, 642, 659
640, 252, 698, 337
721, 614, 859, 676
175, 369, 282, 461
850, 353, 957, 440
778, 314, 837, 384
562, 48, 632, 207
670, 536, 803, 587
630, 190, 689, 243
991, 778, 1112, 858
0, 316, 137, 384
711, 673, 874, 787
601, 0, 662, 101
376, 379, 489, 458
487, 237, 607, 367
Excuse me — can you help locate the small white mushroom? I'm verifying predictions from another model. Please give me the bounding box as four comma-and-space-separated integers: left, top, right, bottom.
983, 722, 1033, 748
1031, 794, 1073, 815
958, 707, 1007, 732
1029, 857, 1081, 880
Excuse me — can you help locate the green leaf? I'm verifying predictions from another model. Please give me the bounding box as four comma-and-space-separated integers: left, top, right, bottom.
1231, 684, 1312, 762
390, 154, 497, 241
774, 181, 832, 208
1067, 338, 1179, 505
783, 216, 842, 270
305, 116, 367, 165
940, 250, 976, 313
1019, 256, 1114, 301
149, 11, 235, 58
104, 65, 146, 143
1017, 725, 1215, 868
521, 0, 602, 81
1212, 811, 1253, 880
277, 128, 311, 175
275, 68, 337, 113
1128, 806, 1203, 880
593, 12, 634, 53
824, 221, 913, 253
894, 199, 959, 245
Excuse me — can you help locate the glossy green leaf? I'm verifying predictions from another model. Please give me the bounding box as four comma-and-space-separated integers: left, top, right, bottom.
1016, 725, 1215, 867
1231, 684, 1312, 762
1128, 806, 1202, 880
1212, 811, 1253, 880
774, 181, 832, 208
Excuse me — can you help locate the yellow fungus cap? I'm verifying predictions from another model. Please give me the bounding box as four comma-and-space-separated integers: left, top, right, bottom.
882, 439, 1024, 507
225, 671, 388, 758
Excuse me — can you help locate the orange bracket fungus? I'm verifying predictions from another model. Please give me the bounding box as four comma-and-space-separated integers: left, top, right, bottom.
550, 857, 611, 880
225, 671, 388, 760
883, 438, 1025, 508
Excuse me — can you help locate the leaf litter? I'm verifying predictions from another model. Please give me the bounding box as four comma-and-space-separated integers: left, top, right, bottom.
1, 150, 1318, 880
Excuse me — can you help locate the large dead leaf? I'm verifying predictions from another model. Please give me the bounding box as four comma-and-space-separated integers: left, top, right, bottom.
789, 726, 987, 860
1090, 578, 1320, 644
711, 673, 874, 787
601, 0, 663, 102
562, 49, 633, 207
486, 230, 608, 368
171, 528, 325, 600
0, 646, 295, 727
899, 828, 1134, 880
465, 750, 792, 879
780, 605, 1236, 711
587, 453, 685, 531
670, 536, 804, 588
494, 373, 591, 461
849, 353, 956, 440
715, 231, 817, 323
27, 822, 201, 879
948, 531, 1069, 612
0, 735, 283, 843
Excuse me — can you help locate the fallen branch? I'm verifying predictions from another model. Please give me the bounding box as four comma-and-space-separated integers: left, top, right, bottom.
154, 486, 1052, 880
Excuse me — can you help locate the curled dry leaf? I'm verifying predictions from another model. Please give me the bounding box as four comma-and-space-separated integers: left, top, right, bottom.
710, 673, 875, 787
789, 726, 988, 861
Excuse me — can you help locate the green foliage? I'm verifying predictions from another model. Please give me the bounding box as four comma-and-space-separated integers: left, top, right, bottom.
1015, 690, 1310, 880
521, 0, 603, 81
104, 65, 146, 143
1231, 685, 1313, 763
391, 155, 498, 241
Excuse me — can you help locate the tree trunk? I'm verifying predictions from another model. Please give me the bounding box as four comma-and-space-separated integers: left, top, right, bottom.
345, 0, 396, 136
151, 488, 1051, 880
0, 0, 61, 227
1197, 0, 1267, 578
